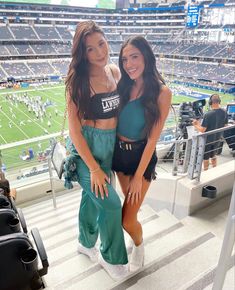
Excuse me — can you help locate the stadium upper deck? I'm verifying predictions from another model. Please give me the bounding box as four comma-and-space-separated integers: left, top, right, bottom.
0, 0, 234, 85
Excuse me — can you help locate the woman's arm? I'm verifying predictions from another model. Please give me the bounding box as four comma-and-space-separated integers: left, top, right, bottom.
67, 94, 109, 199
136, 86, 172, 177
128, 86, 172, 204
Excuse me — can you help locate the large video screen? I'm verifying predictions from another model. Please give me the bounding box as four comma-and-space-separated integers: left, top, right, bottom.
0, 0, 116, 9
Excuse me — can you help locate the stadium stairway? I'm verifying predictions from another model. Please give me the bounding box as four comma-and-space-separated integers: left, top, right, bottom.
21, 190, 234, 290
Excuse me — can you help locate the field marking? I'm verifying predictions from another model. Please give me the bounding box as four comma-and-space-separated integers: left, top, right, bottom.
17, 94, 63, 127
0, 110, 30, 139
35, 89, 65, 106
0, 130, 68, 150
0, 85, 65, 96
13, 105, 51, 132
0, 134, 7, 144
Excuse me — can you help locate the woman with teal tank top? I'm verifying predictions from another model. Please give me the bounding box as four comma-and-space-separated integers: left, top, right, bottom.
63, 21, 128, 281
112, 36, 172, 272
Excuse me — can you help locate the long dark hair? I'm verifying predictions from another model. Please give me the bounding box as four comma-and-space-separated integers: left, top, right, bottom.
118, 36, 165, 137
65, 21, 105, 118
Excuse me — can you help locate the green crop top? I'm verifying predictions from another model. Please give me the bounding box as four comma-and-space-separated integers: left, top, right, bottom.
117, 96, 146, 140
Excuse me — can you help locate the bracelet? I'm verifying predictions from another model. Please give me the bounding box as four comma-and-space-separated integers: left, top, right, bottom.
90, 166, 100, 174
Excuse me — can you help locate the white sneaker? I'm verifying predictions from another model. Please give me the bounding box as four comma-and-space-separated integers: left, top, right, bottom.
77, 242, 98, 262
127, 238, 134, 249
99, 255, 128, 281
129, 241, 144, 272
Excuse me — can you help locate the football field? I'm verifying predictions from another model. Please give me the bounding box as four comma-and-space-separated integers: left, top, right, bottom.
0, 84, 66, 145
0, 82, 234, 172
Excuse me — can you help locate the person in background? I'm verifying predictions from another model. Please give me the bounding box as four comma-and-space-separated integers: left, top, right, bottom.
193, 94, 228, 170
64, 20, 128, 281
0, 175, 17, 201
112, 36, 172, 271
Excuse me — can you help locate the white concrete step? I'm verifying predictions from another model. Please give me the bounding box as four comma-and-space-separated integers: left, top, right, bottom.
21, 190, 227, 290
22, 190, 164, 247
203, 265, 235, 290
43, 216, 211, 289
20, 191, 182, 290
181, 195, 230, 240
114, 235, 222, 290
39, 205, 160, 266
22, 191, 177, 266
44, 208, 179, 271
24, 204, 162, 249
21, 190, 80, 218
41, 209, 180, 288
222, 265, 235, 290
177, 254, 235, 290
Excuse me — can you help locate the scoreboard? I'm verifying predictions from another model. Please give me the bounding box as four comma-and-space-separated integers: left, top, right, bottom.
186, 5, 200, 28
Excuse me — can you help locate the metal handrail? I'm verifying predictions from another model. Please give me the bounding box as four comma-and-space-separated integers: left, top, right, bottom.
212, 181, 235, 290
188, 124, 235, 181
172, 124, 235, 181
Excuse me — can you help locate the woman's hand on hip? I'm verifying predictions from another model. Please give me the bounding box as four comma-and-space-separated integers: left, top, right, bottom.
90, 169, 110, 200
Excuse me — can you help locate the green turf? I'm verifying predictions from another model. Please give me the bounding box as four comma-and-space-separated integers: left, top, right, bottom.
170, 83, 235, 106
0, 84, 67, 144
0, 82, 234, 172
0, 83, 67, 171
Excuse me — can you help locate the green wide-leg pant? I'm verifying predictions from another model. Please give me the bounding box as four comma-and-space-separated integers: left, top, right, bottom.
67, 126, 128, 265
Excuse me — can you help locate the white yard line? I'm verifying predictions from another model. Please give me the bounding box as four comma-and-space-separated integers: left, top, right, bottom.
0, 134, 7, 144
26, 90, 66, 126
15, 100, 62, 127
13, 105, 51, 131
0, 85, 65, 96
0, 110, 30, 138
0, 130, 68, 150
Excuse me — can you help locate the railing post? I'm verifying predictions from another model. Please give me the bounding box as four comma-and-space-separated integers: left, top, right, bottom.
188, 135, 198, 180
48, 156, 57, 209
194, 135, 206, 182
182, 138, 192, 173
212, 182, 235, 290
187, 125, 235, 181
188, 135, 205, 181
172, 140, 181, 176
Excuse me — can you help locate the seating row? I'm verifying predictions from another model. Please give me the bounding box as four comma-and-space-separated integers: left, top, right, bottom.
0, 188, 49, 290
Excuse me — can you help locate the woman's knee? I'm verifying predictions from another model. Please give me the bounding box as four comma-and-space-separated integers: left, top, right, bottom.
122, 214, 137, 233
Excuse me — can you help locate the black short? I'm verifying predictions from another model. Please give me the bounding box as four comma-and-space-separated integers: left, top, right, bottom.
112, 138, 158, 181
204, 142, 219, 160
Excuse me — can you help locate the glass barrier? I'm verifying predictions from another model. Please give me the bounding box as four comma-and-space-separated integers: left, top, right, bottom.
0, 132, 67, 183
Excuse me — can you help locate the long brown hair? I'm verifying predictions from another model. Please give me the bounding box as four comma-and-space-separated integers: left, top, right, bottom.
118, 36, 165, 137
65, 21, 105, 118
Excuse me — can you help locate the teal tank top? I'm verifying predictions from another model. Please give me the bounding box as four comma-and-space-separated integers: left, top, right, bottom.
117, 97, 145, 140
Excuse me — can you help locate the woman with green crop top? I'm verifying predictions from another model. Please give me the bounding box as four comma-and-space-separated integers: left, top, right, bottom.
112, 36, 172, 272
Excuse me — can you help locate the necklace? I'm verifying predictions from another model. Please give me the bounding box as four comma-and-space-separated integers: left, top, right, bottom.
90, 68, 110, 90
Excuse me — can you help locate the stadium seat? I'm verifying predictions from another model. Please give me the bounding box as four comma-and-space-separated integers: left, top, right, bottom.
0, 228, 48, 290
0, 190, 27, 234
0, 189, 11, 209
0, 208, 27, 236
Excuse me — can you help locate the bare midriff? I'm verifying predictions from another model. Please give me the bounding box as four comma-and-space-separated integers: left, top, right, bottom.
117, 134, 137, 142
82, 118, 117, 130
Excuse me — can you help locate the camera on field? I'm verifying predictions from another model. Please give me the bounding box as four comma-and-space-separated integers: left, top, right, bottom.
179, 99, 206, 128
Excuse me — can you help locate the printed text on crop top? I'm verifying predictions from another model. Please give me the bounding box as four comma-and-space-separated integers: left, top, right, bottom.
83, 66, 120, 120
83, 90, 120, 120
